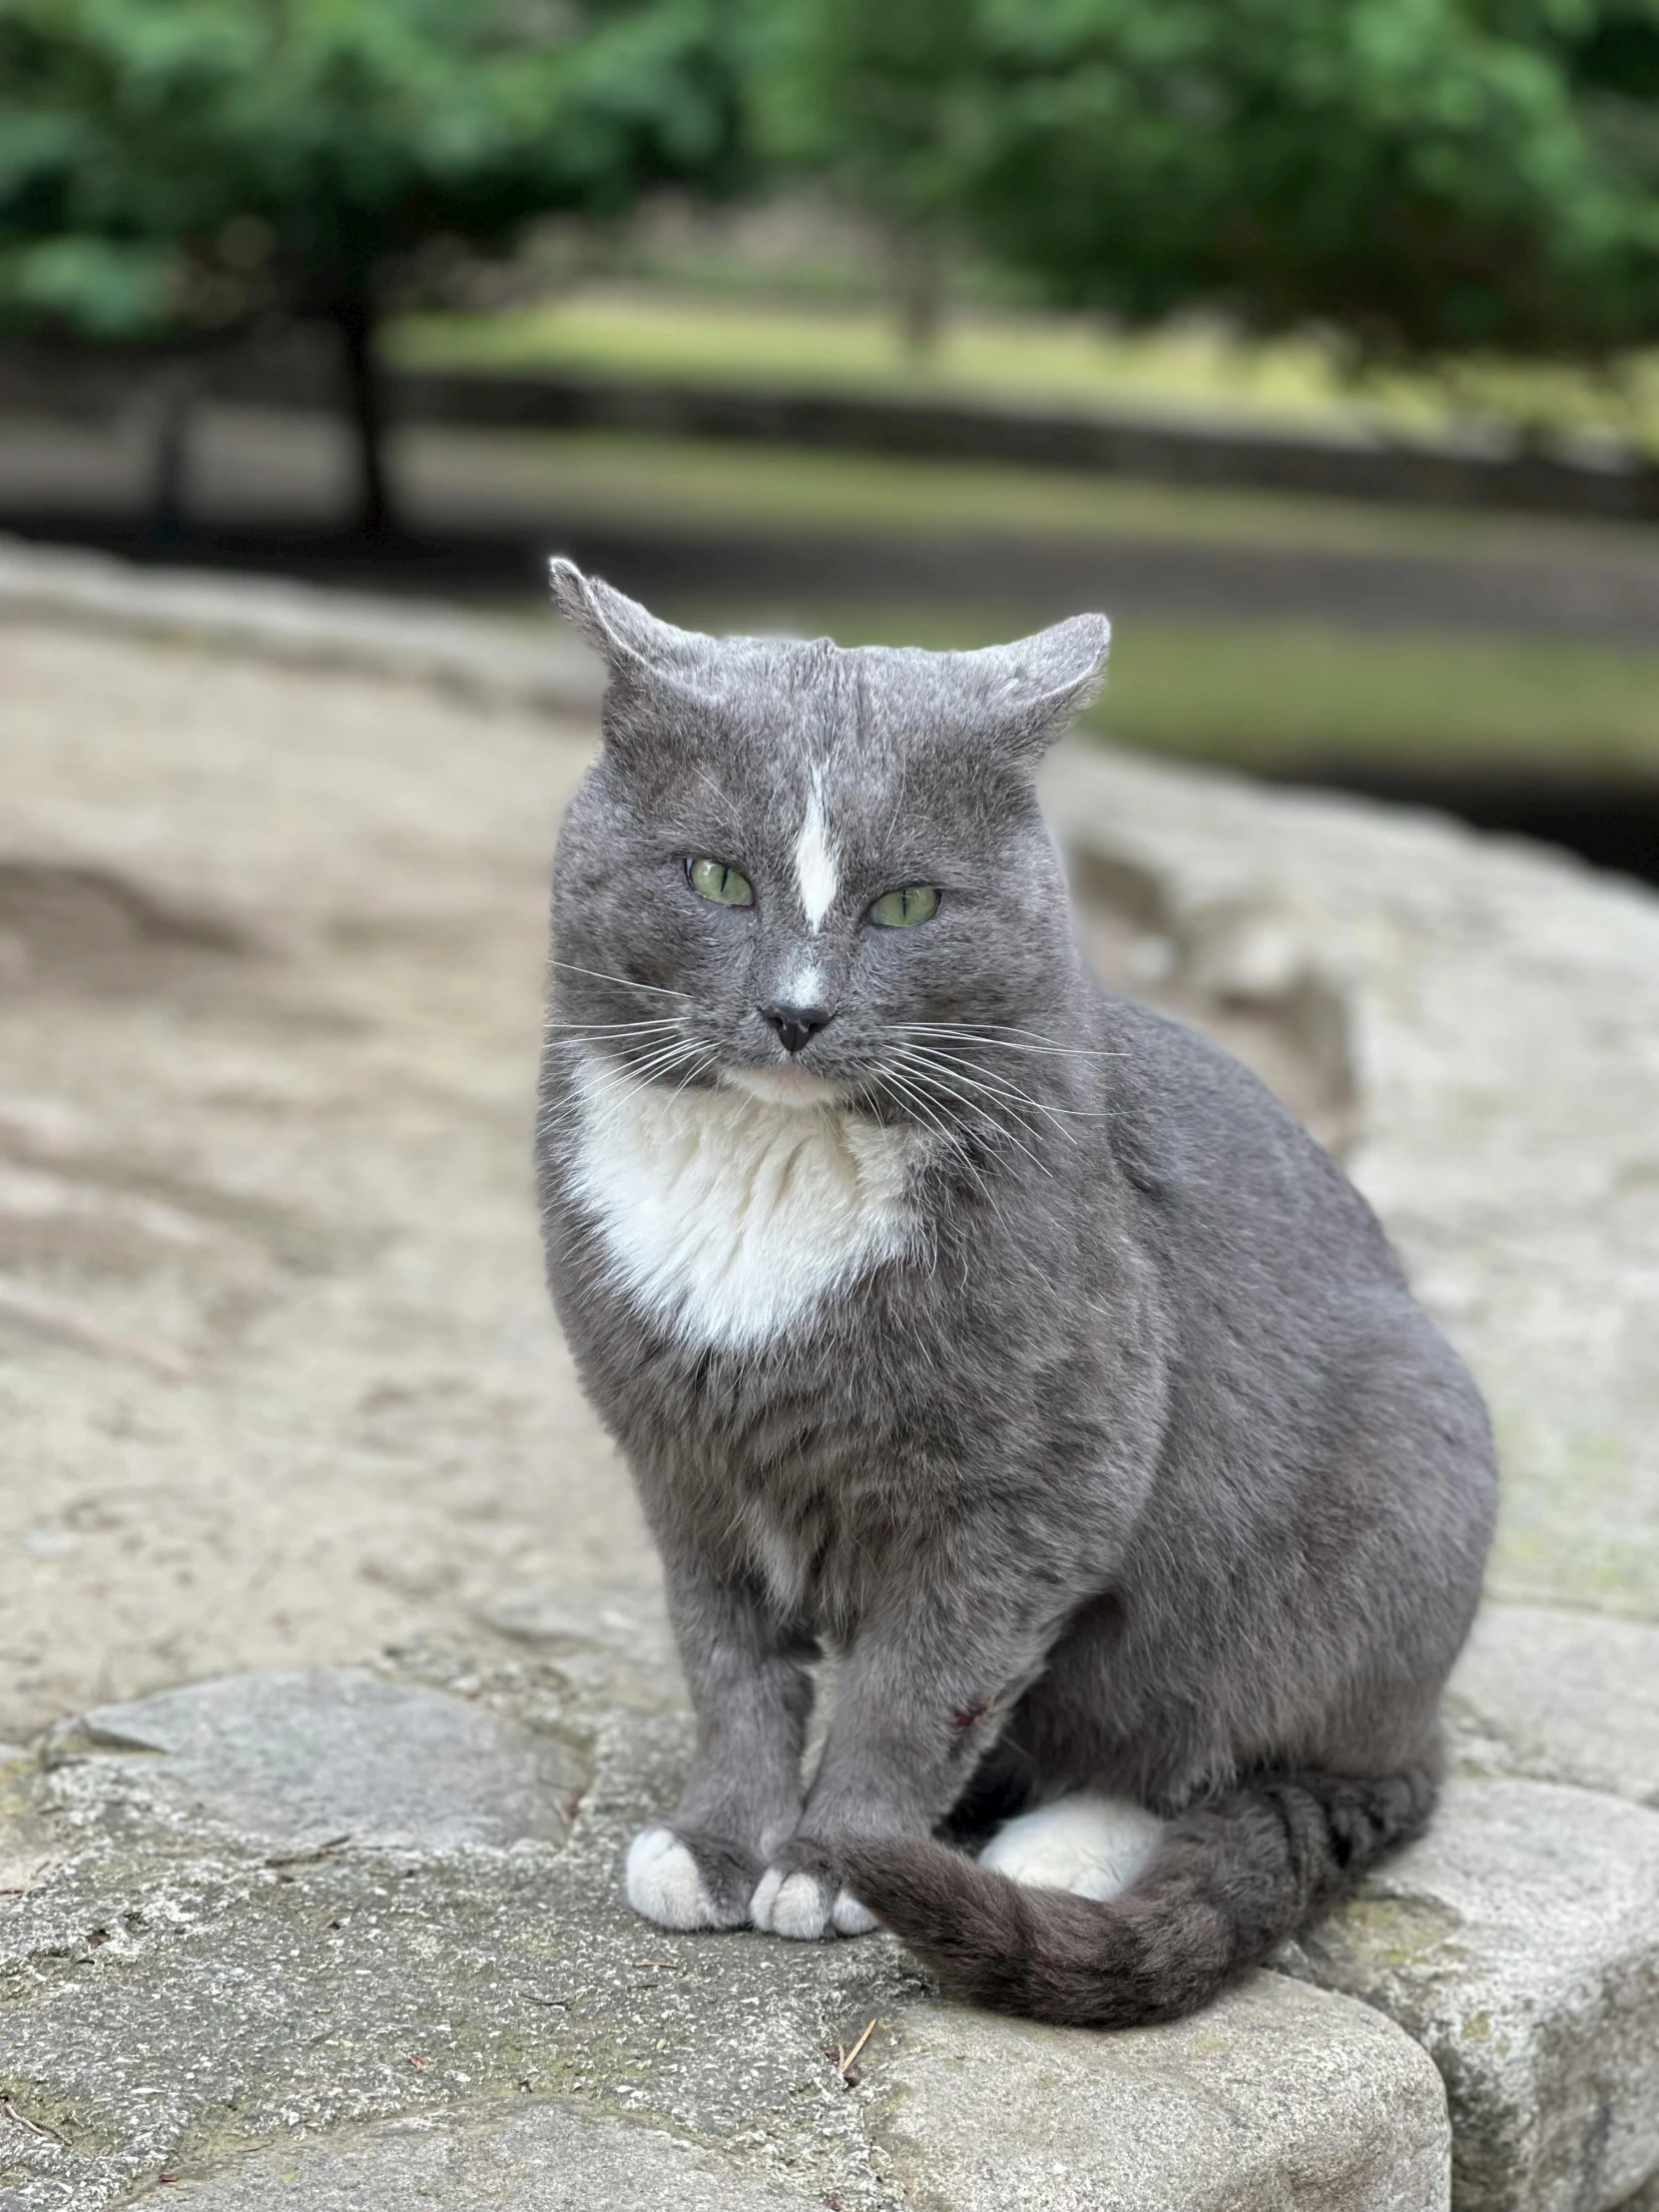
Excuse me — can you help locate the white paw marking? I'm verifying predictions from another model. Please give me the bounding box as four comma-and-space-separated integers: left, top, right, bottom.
830, 1889, 878, 1936
979, 1792, 1164, 1902
624, 1826, 733, 1931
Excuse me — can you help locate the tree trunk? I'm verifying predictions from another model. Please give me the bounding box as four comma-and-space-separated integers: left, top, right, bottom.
147, 359, 196, 544
336, 290, 393, 539
892, 226, 945, 363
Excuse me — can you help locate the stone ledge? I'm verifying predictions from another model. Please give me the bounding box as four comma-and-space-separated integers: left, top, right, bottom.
1446, 1605, 1659, 1807
1287, 1778, 1659, 2212
876, 1974, 1450, 2212
56, 1668, 586, 1856
116, 2098, 823, 2210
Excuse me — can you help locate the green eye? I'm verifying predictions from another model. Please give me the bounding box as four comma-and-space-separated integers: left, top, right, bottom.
687, 857, 754, 907
869, 885, 940, 928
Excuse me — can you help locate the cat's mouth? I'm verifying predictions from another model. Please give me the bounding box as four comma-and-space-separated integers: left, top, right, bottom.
721, 1065, 842, 1111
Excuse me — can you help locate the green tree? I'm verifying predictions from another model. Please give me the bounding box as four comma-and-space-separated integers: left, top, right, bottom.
0, 0, 754, 533
760, 0, 970, 355
764, 0, 1659, 376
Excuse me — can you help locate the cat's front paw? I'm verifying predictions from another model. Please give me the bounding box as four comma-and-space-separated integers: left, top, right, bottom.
624, 1825, 758, 1932
750, 1842, 879, 1940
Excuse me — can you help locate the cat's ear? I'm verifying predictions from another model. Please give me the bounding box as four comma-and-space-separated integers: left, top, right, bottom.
548, 558, 706, 681
969, 612, 1111, 761
549, 559, 718, 760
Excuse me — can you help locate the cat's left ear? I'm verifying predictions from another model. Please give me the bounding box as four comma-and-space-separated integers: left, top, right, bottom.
970, 612, 1111, 761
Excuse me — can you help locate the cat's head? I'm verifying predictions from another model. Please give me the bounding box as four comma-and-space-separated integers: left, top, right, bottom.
547, 560, 1108, 1120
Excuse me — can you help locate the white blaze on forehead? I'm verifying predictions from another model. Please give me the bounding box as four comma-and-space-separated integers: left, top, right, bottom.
794, 776, 838, 933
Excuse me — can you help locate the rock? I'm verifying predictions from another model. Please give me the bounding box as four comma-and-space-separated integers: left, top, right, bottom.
875, 1971, 1451, 2212
64, 1668, 585, 1854
1446, 1604, 1659, 1806
1289, 1779, 1659, 2212
125, 2098, 820, 2210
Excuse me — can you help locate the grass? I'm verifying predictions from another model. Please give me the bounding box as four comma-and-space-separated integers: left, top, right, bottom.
388, 283, 1659, 458
1091, 619, 1659, 777
643, 597, 1659, 780
401, 422, 1659, 569
402, 421, 1659, 780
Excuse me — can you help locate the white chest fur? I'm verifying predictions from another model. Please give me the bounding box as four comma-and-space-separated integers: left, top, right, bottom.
568, 1053, 929, 1352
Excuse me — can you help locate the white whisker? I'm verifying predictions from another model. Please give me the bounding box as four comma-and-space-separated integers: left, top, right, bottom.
896, 1044, 1087, 1140
543, 1017, 683, 1041
896, 1023, 1127, 1060
887, 1048, 1047, 1170
550, 959, 690, 1003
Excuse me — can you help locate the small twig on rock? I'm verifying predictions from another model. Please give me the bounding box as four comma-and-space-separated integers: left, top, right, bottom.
836, 2018, 877, 2085
2, 2095, 70, 2145
263, 1834, 351, 1869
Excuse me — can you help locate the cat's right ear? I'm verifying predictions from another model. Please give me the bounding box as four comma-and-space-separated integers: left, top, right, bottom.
549, 559, 717, 760
549, 558, 701, 680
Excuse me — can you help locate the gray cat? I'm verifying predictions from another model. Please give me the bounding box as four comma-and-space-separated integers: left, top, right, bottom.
536, 558, 1497, 2027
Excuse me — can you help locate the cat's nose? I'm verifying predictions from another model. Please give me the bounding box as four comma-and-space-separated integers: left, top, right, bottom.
761, 1002, 833, 1055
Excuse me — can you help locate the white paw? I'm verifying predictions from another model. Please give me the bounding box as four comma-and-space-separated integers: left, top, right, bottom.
831, 1889, 878, 1936
751, 1866, 878, 1939
624, 1826, 734, 1931
979, 1792, 1163, 1902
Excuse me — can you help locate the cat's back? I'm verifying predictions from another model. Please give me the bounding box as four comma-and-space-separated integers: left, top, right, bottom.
1089, 984, 1405, 1306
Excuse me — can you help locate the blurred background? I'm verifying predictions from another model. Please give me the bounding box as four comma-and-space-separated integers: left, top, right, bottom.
4, 0, 1659, 879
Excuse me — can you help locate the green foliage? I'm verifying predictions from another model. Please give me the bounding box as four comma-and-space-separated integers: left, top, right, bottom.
0, 0, 755, 341
762, 0, 1659, 363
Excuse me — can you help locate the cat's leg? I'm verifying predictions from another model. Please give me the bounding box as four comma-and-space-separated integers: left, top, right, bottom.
627, 1555, 814, 1933
978, 1792, 1163, 1901
750, 1578, 1058, 1939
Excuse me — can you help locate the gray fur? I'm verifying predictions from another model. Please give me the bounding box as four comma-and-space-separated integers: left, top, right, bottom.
536, 559, 1497, 2024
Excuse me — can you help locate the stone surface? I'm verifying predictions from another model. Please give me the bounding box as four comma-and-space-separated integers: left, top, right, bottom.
0, 1648, 916, 2211
1446, 1605, 1659, 1807
120, 2099, 820, 2209
0, 613, 653, 1750
875, 1973, 1451, 2212
63, 1669, 586, 1854
1290, 1779, 1659, 2212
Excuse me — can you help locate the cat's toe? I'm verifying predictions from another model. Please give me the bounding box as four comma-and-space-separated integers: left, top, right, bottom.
624, 1826, 749, 1931
830, 1888, 878, 1936
751, 1865, 878, 1939
751, 1865, 835, 1939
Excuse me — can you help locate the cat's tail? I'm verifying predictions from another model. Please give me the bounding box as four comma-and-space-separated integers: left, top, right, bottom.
839, 1759, 1437, 2028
